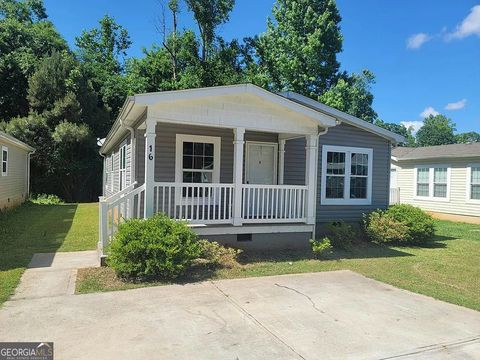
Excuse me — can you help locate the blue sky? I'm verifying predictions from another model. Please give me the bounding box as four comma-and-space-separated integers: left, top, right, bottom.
44, 0, 480, 133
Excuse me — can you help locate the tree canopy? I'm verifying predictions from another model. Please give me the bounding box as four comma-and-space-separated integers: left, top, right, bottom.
0, 0, 477, 201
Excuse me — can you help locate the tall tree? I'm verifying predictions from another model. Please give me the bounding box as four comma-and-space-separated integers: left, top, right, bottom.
255, 0, 342, 97
184, 0, 235, 61
0, 0, 67, 120
375, 119, 416, 147
320, 70, 377, 123
416, 114, 456, 147
75, 15, 132, 122
455, 131, 480, 144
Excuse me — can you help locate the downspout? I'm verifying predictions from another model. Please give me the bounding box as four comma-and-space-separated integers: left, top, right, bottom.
312, 126, 331, 239
27, 149, 35, 199
99, 152, 106, 197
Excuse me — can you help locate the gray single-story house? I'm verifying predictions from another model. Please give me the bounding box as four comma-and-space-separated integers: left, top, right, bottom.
0, 131, 35, 211
98, 84, 403, 255
391, 143, 480, 218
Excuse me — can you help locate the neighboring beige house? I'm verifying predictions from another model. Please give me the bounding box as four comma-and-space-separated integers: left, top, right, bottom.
391, 143, 480, 218
0, 131, 35, 211
98, 84, 404, 258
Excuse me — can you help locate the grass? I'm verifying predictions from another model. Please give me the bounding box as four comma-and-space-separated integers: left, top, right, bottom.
0, 202, 98, 305
76, 220, 480, 311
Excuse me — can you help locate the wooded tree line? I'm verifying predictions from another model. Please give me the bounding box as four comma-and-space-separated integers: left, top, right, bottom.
0, 0, 477, 201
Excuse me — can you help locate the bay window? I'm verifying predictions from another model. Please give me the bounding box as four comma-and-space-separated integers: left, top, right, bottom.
321, 145, 373, 205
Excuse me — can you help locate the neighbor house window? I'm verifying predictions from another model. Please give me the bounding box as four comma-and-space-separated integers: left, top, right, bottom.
468, 165, 480, 201
415, 166, 450, 200
321, 145, 373, 205
119, 145, 126, 191
1, 146, 7, 176
175, 134, 221, 198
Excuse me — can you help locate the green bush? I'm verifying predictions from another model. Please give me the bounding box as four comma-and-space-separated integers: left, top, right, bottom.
364, 204, 435, 244
363, 211, 409, 244
30, 194, 64, 205
108, 214, 201, 280
310, 237, 333, 258
325, 221, 357, 249
196, 240, 242, 268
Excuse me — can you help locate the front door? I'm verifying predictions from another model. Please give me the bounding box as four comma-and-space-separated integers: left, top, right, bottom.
246, 142, 277, 184
245, 142, 278, 218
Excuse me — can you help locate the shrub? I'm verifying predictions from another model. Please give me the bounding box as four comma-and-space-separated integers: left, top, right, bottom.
363, 210, 409, 244
310, 237, 333, 258
364, 205, 435, 244
108, 214, 201, 280
196, 240, 242, 268
30, 194, 64, 205
325, 221, 357, 249
387, 204, 435, 243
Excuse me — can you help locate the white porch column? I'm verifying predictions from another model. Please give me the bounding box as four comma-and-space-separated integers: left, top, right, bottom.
278, 139, 286, 185
305, 134, 318, 225
144, 118, 156, 218
232, 127, 245, 226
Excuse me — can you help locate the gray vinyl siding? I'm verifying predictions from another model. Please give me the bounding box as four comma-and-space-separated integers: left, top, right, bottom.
316, 123, 391, 224
0, 141, 29, 210
135, 124, 277, 185
284, 138, 306, 185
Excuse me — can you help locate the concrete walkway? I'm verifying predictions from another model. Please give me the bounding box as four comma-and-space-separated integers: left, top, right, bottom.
11, 251, 98, 300
1, 270, 479, 359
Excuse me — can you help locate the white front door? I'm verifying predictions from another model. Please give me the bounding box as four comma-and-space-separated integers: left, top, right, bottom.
245, 142, 278, 218
246, 142, 277, 185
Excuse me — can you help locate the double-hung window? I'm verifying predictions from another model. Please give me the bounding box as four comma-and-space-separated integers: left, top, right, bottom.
467, 165, 480, 202
321, 145, 373, 205
119, 145, 126, 191
414, 166, 450, 200
175, 134, 221, 199
1, 146, 7, 176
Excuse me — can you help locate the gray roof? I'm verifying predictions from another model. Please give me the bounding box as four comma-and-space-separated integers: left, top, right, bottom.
392, 143, 480, 160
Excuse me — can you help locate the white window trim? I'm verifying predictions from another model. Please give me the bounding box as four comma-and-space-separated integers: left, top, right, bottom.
1, 146, 8, 177
245, 141, 278, 185
466, 164, 480, 204
413, 165, 451, 202
175, 134, 221, 204
321, 145, 373, 206
119, 145, 127, 191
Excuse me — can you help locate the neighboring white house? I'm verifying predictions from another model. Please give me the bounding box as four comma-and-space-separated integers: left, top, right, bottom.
391, 143, 480, 217
98, 84, 404, 258
0, 131, 35, 211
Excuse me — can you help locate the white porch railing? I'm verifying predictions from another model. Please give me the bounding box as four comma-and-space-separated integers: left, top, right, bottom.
390, 187, 400, 205
99, 182, 309, 254
99, 183, 146, 252
153, 182, 234, 224
242, 184, 307, 223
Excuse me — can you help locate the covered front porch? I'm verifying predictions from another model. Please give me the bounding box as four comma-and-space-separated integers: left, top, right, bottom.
99, 85, 337, 253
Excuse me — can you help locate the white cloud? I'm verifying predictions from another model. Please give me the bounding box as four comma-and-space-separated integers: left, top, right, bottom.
420, 107, 440, 118
406, 33, 431, 49
401, 121, 424, 134
446, 5, 480, 40
445, 99, 467, 110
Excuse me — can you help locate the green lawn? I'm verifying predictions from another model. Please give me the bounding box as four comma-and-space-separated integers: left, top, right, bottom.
77, 220, 480, 311
0, 202, 98, 305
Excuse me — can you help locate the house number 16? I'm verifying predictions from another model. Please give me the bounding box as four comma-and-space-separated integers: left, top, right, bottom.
148, 145, 154, 161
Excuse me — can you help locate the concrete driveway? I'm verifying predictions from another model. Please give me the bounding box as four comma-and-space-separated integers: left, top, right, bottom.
1, 269, 479, 359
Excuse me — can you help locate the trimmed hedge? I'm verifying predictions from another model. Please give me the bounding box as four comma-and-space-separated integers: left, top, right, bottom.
364, 204, 435, 244
108, 214, 200, 280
